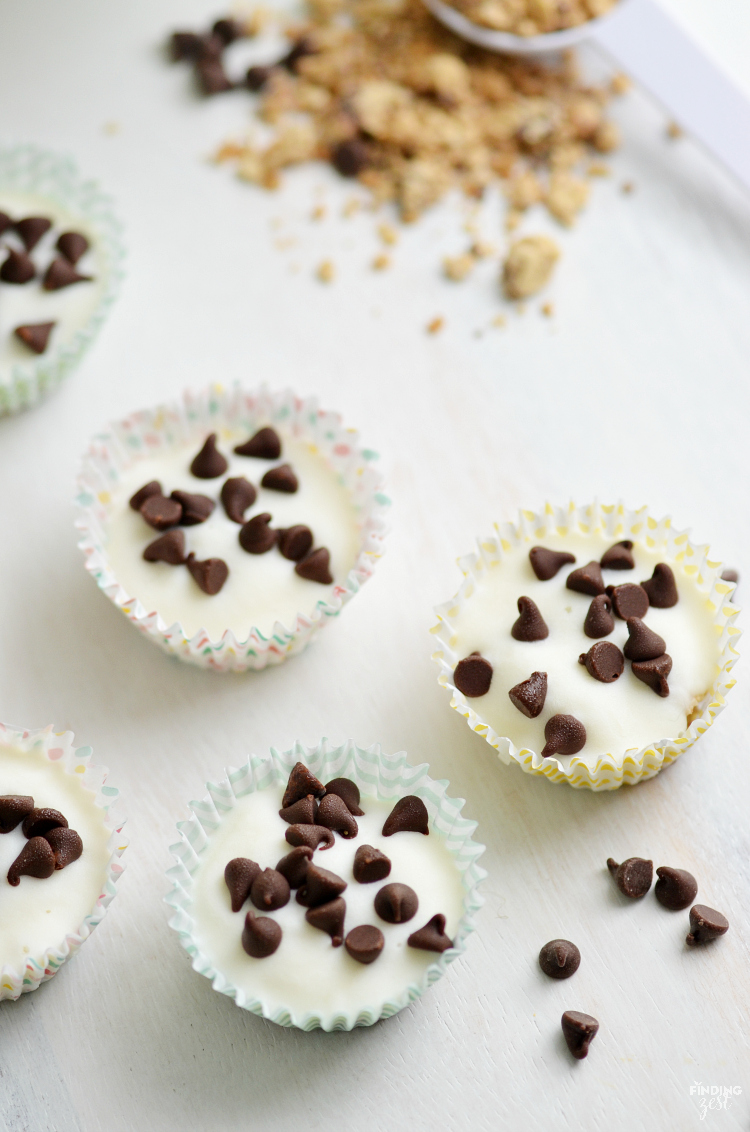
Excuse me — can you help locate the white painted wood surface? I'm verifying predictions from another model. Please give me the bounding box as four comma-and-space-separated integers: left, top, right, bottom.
1, 2, 749, 1129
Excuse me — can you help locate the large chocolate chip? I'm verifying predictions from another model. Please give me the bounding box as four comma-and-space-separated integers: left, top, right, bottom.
171, 490, 215, 525
331, 137, 371, 177
278, 525, 314, 562
454, 654, 493, 697
14, 322, 55, 354
140, 494, 183, 531
1, 249, 35, 284
686, 904, 729, 945
324, 778, 364, 817
190, 433, 228, 479
15, 216, 51, 251
561, 1011, 599, 1060
529, 546, 576, 581
7, 836, 56, 886
607, 583, 649, 620
353, 845, 391, 884
317, 793, 358, 838
282, 762, 326, 808
22, 807, 68, 839
212, 16, 244, 43
246, 65, 274, 91
345, 924, 384, 965
374, 882, 418, 924
56, 231, 89, 265
654, 866, 698, 911
623, 618, 666, 662
195, 56, 232, 94
42, 257, 91, 290
631, 654, 672, 697
566, 561, 605, 596
508, 671, 547, 717
242, 911, 282, 958
539, 939, 580, 979
0, 211, 12, 235
0, 795, 34, 834
143, 529, 186, 565
275, 846, 313, 888
224, 857, 261, 912
45, 827, 83, 870
234, 427, 282, 459
285, 824, 335, 851
382, 796, 429, 837
239, 512, 278, 554
296, 862, 347, 908
641, 563, 679, 608
250, 868, 291, 912
407, 913, 453, 953
541, 715, 586, 757
600, 540, 634, 570
511, 596, 549, 641
221, 477, 257, 523
279, 794, 317, 825
295, 548, 333, 584
129, 480, 162, 511
186, 553, 229, 595
607, 856, 653, 898
170, 30, 204, 60
578, 641, 624, 683
261, 463, 298, 493
306, 897, 346, 946
583, 594, 614, 639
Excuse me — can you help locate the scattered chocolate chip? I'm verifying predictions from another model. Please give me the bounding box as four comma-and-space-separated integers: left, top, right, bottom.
382, 795, 429, 837
190, 433, 228, 479
296, 862, 347, 908
14, 322, 55, 354
317, 793, 358, 838
607, 856, 653, 898
275, 846, 313, 888
195, 56, 232, 94
0, 211, 12, 236
631, 653, 672, 697
282, 762, 326, 809
279, 794, 318, 825
261, 463, 298, 493
374, 882, 418, 924
353, 845, 391, 884
345, 924, 384, 965
212, 16, 243, 44
42, 257, 91, 291
45, 827, 83, 870
245, 65, 274, 91
1, 248, 35, 284
242, 910, 282, 958
583, 594, 615, 638
285, 824, 335, 851
721, 569, 739, 584
56, 231, 89, 265
529, 546, 576, 581
306, 896, 346, 946
407, 913, 453, 953
278, 525, 314, 561
578, 641, 624, 683
654, 866, 698, 911
140, 494, 183, 531
295, 547, 333, 584
15, 216, 51, 251
686, 904, 729, 945
607, 582, 649, 620
224, 857, 261, 912
566, 561, 606, 596
221, 477, 257, 523
561, 1011, 599, 1060
0, 795, 34, 834
22, 807, 68, 839
186, 552, 229, 595
641, 563, 679, 608
600, 540, 635, 570
171, 490, 215, 525
623, 618, 666, 662
331, 137, 371, 177
541, 715, 586, 758
129, 480, 162, 512
239, 512, 278, 554
170, 30, 204, 60
7, 836, 56, 886
508, 671, 547, 717
250, 867, 290, 912
511, 596, 549, 641
281, 37, 315, 72
143, 529, 187, 565
234, 426, 282, 459
539, 939, 581, 979
454, 654, 493, 697
324, 777, 364, 817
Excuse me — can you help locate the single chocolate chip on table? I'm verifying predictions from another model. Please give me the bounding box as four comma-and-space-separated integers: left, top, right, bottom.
250, 868, 291, 912
186, 553, 229, 595
22, 807, 68, 839
324, 777, 364, 816
140, 494, 183, 531
56, 231, 89, 265
566, 561, 606, 597
654, 866, 698, 911
345, 924, 384, 965
234, 427, 282, 459
285, 824, 335, 851
1, 249, 35, 284
0, 795, 34, 834
296, 862, 347, 908
225, 857, 261, 912
607, 856, 653, 898
641, 562, 679, 608
600, 540, 635, 570
317, 793, 358, 838
382, 795, 429, 837
15, 216, 51, 251
407, 913, 453, 953
261, 463, 298, 493
7, 836, 56, 885
623, 618, 666, 662
143, 529, 186, 565
170, 30, 204, 60
171, 490, 215, 525
279, 794, 318, 826
14, 322, 56, 355
278, 525, 314, 562
221, 477, 257, 523
306, 897, 346, 946
242, 911, 282, 958
295, 548, 333, 584
686, 904, 729, 945
508, 671, 547, 718
353, 845, 391, 884
332, 137, 371, 177
45, 827, 83, 870
578, 641, 624, 683
282, 762, 326, 809
42, 258, 91, 291
511, 596, 549, 641
275, 846, 313, 888
542, 715, 586, 757
539, 939, 580, 979
374, 883, 418, 924
454, 654, 493, 698
529, 546, 576, 581
190, 433, 228, 479
607, 583, 649, 620
583, 594, 614, 639
631, 654, 672, 697
239, 512, 277, 554
561, 1011, 599, 1060
129, 480, 162, 512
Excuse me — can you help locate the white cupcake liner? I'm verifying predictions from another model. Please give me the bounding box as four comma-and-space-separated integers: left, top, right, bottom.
0, 144, 125, 416
75, 385, 390, 671
0, 722, 127, 1000
165, 738, 486, 1030
431, 501, 741, 791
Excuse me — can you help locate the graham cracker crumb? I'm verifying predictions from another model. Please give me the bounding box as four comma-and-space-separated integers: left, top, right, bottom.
378, 222, 398, 246
316, 259, 335, 282
103, 121, 121, 136
491, 314, 506, 328
503, 235, 560, 299
505, 210, 523, 233
471, 240, 495, 259
541, 301, 554, 317
213, 141, 244, 163
587, 162, 610, 177
342, 197, 361, 217
546, 172, 589, 227
667, 120, 684, 140
311, 204, 326, 220
621, 180, 635, 194
443, 253, 475, 281
426, 316, 444, 334
610, 72, 631, 96
372, 253, 391, 270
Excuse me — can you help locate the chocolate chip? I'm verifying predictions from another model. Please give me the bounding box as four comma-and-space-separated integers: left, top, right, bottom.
186, 553, 229, 595
143, 529, 186, 565
242, 911, 282, 958
212, 17, 243, 44
623, 618, 666, 662
721, 569, 739, 584
239, 512, 278, 554
171, 490, 215, 525
607, 582, 649, 620
407, 913, 453, 953
508, 671, 547, 717
250, 868, 290, 912
56, 231, 89, 265
285, 824, 335, 851
654, 866, 698, 911
42, 257, 91, 290
279, 794, 318, 825
631, 653, 672, 696
345, 924, 384, 965
317, 793, 358, 838
306, 897, 346, 946
224, 857, 261, 912
15, 216, 51, 251
454, 654, 493, 697
275, 846, 313, 888
295, 548, 333, 584
261, 463, 298, 493
382, 795, 429, 837
245, 65, 274, 91
296, 862, 347, 908
324, 777, 364, 817
539, 939, 581, 979
0, 211, 12, 235
583, 594, 614, 638
641, 563, 678, 608
374, 882, 418, 924
14, 322, 55, 354
600, 540, 634, 570
234, 426, 282, 459
140, 494, 183, 531
22, 807, 68, 839
221, 477, 257, 523
529, 546, 576, 581
541, 715, 586, 757
353, 845, 391, 884
129, 480, 162, 511
686, 904, 729, 945
0, 795, 34, 834
282, 762, 326, 808
561, 1011, 599, 1060
578, 641, 624, 683
607, 856, 653, 898
511, 596, 549, 641
278, 525, 314, 561
566, 561, 605, 596
170, 30, 204, 60
195, 56, 232, 94
190, 433, 228, 479
332, 137, 370, 177
280, 37, 315, 72
7, 836, 56, 886
1, 248, 35, 284
45, 827, 83, 870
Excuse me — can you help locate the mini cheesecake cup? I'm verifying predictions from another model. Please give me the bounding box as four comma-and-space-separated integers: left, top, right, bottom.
0, 722, 127, 1000
0, 144, 125, 416
432, 502, 741, 791
165, 739, 486, 1030
75, 385, 390, 672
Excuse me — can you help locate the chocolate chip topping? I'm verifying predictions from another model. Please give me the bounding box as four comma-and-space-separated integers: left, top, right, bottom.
641, 562, 679, 608
282, 762, 326, 809
0, 211, 12, 236
317, 793, 358, 838
242, 911, 282, 958
382, 795, 429, 837
278, 525, 314, 562
583, 594, 615, 639
306, 897, 346, 946
686, 904, 729, 945
631, 654, 672, 697
654, 866, 698, 911
15, 216, 51, 250
250, 868, 291, 912
295, 548, 333, 584
285, 824, 335, 851
190, 433, 228, 479
607, 856, 653, 898
529, 546, 576, 581
511, 596, 549, 641
14, 322, 55, 354
171, 490, 215, 525
623, 618, 666, 662
43, 258, 91, 291
353, 844, 392, 884
195, 56, 233, 95
374, 882, 418, 924
345, 924, 384, 965
607, 582, 649, 620
239, 512, 278, 554
234, 427, 282, 459
539, 939, 581, 979
1, 249, 35, 284
22, 807, 68, 839
221, 477, 257, 523
275, 846, 313, 888
140, 494, 183, 531
454, 654, 493, 697
45, 827, 83, 870
600, 540, 635, 570
129, 480, 162, 511
279, 795, 318, 825
508, 671, 547, 718
324, 777, 364, 816
224, 857, 262, 912
407, 913, 453, 953
541, 714, 586, 758
566, 561, 606, 597
332, 137, 371, 177
212, 16, 244, 43
170, 30, 204, 60
296, 862, 347, 908
261, 463, 298, 493
7, 836, 56, 886
186, 552, 229, 595
0, 795, 34, 834
143, 529, 186, 565
578, 641, 624, 683
56, 231, 89, 265
245, 65, 273, 91
561, 1011, 599, 1060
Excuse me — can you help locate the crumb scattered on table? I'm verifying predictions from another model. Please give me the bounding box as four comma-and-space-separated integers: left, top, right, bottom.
443, 253, 475, 282
316, 259, 335, 282
372, 253, 390, 270
426, 316, 444, 334
503, 236, 560, 299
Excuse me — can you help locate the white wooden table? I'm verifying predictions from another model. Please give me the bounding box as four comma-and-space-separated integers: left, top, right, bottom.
1, 2, 749, 1129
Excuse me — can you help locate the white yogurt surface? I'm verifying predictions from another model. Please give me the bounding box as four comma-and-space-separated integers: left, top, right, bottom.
190, 789, 466, 1019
